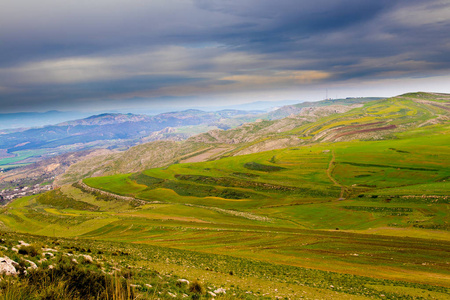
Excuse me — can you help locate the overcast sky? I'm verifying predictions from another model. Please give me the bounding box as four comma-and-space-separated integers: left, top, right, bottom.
1, 0, 449, 112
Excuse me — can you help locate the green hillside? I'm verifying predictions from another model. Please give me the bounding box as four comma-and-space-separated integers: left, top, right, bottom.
58, 92, 450, 185
1, 93, 449, 299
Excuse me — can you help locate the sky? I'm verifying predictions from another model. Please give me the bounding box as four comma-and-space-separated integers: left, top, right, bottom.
1, 0, 449, 113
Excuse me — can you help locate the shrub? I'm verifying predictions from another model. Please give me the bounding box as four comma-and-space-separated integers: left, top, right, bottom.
25, 257, 133, 300
0, 279, 36, 300
18, 245, 40, 257
188, 280, 204, 294
243, 162, 285, 172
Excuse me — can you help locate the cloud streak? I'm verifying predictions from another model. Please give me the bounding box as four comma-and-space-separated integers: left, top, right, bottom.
0, 0, 449, 112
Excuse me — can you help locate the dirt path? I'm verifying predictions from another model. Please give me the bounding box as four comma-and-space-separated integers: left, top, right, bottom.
326, 150, 346, 199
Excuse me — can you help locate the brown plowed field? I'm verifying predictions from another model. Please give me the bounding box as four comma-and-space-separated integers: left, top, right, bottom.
334, 124, 397, 138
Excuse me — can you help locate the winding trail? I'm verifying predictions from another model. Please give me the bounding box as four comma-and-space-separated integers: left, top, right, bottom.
326, 150, 347, 199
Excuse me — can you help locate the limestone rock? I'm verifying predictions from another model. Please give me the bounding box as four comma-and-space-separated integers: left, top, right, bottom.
0, 256, 18, 275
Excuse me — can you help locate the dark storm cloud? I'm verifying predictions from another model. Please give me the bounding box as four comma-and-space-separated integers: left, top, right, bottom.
0, 0, 449, 112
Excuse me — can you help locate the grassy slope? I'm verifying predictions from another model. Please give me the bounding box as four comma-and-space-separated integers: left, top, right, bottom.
1, 92, 449, 298
55, 96, 390, 184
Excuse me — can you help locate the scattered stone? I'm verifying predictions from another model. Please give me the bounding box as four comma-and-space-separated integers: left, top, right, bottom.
214, 288, 226, 294
0, 256, 18, 275
71, 258, 78, 264
43, 252, 54, 257
130, 284, 140, 288
18, 241, 30, 246
24, 259, 37, 270
42, 248, 58, 252
208, 291, 217, 297
11, 247, 18, 253
80, 254, 93, 262
145, 284, 153, 288
48, 265, 54, 269
177, 278, 190, 285
182, 294, 188, 298
167, 292, 177, 298
0, 246, 8, 250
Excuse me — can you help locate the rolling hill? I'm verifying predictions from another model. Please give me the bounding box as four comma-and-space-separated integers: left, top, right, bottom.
1, 92, 449, 299
57, 92, 449, 185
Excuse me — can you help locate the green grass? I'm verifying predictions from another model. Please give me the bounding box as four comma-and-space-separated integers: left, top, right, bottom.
0, 149, 47, 166
1, 94, 449, 298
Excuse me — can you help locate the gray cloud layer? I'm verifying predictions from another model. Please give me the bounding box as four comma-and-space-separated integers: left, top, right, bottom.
1, 0, 449, 112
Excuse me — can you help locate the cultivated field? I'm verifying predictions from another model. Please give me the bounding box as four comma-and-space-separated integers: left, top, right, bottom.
1, 93, 449, 299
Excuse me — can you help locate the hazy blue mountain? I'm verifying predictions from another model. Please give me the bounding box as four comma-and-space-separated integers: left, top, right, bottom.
0, 111, 93, 130
0, 109, 260, 155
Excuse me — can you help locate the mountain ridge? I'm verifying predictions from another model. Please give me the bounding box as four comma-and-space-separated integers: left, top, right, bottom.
55, 92, 447, 185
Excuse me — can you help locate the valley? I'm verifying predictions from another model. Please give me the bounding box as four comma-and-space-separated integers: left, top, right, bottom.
0, 92, 449, 299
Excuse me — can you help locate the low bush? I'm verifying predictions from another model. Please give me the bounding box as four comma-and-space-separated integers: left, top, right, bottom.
18, 245, 40, 257
23, 257, 133, 300
188, 280, 204, 295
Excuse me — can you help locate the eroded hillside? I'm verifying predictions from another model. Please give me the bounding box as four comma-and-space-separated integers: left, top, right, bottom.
57, 92, 450, 185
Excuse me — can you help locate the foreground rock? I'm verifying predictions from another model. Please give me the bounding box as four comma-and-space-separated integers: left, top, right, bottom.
0, 256, 19, 275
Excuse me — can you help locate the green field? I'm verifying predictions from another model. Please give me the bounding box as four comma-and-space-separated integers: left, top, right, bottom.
1, 94, 449, 299
0, 149, 47, 166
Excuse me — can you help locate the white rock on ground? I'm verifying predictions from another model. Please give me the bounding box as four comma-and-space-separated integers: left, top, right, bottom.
80, 254, 93, 262
208, 291, 217, 297
0, 256, 19, 275
18, 241, 30, 246
42, 248, 58, 252
24, 259, 38, 270
177, 279, 190, 285
214, 288, 226, 294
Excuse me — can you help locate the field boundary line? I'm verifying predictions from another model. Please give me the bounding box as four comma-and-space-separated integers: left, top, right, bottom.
326, 150, 347, 199
76, 180, 148, 205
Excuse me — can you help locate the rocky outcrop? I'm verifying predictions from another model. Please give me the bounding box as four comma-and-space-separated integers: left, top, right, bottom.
0, 256, 19, 275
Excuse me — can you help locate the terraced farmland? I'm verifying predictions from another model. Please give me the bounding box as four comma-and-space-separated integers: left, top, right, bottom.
1, 93, 449, 299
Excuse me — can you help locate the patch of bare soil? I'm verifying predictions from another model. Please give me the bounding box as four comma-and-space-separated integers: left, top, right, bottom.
0, 149, 15, 159
333, 124, 396, 139
335, 121, 385, 129
180, 147, 232, 163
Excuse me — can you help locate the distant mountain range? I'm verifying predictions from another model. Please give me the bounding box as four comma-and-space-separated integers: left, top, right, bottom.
0, 99, 299, 131
55, 92, 449, 185
0, 96, 392, 188
0, 109, 262, 151
0, 111, 93, 131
